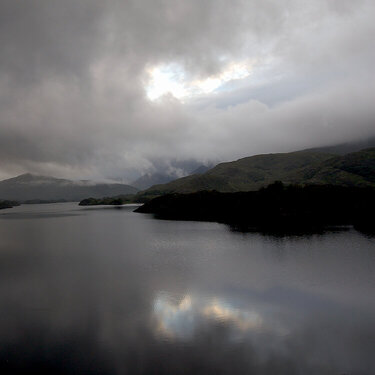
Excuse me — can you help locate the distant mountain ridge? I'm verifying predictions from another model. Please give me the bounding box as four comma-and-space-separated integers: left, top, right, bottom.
139, 148, 375, 198
0, 173, 138, 202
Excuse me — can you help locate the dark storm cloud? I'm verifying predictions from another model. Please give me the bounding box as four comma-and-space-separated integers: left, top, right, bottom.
0, 0, 374, 180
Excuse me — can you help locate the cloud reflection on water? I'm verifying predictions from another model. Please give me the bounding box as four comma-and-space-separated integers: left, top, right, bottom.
152, 292, 288, 342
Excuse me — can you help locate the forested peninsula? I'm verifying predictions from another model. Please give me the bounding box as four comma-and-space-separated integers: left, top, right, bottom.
135, 183, 375, 234
0, 200, 20, 210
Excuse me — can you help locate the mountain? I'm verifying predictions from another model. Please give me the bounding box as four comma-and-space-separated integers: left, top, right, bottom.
139, 148, 375, 197
133, 139, 375, 192
0, 174, 138, 202
140, 151, 333, 196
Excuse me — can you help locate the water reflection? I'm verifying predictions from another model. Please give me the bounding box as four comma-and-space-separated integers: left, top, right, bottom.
203, 298, 263, 332
153, 293, 195, 339
0, 203, 374, 374
150, 287, 375, 374
153, 292, 265, 340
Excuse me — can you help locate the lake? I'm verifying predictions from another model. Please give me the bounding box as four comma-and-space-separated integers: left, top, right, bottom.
0, 202, 374, 374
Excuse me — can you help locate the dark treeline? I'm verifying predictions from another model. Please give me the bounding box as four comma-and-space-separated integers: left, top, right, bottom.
0, 200, 20, 210
135, 182, 375, 234
79, 195, 134, 206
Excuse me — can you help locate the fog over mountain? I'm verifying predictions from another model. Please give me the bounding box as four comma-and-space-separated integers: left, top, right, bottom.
131, 159, 215, 190
0, 0, 374, 181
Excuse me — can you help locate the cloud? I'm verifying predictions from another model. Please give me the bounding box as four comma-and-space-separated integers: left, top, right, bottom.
0, 0, 374, 180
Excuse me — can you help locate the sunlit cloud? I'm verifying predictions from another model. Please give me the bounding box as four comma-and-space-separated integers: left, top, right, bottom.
146, 62, 252, 101
1, 1, 374, 180
146, 64, 188, 100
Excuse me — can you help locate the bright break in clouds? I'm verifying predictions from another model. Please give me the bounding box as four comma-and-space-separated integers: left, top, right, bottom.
0, 0, 374, 181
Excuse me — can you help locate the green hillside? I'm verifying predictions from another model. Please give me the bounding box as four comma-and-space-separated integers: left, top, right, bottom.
298, 148, 375, 186
139, 148, 375, 198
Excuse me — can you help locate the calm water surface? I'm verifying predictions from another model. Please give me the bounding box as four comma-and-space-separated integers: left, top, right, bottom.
0, 202, 374, 374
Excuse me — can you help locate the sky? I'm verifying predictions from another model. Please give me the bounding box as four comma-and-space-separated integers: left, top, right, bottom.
0, 0, 374, 181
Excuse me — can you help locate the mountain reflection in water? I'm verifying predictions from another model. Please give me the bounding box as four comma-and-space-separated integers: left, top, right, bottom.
0, 203, 374, 374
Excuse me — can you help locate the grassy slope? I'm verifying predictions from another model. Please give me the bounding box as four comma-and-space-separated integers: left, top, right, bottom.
296, 148, 375, 186
140, 151, 334, 196
139, 148, 375, 198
